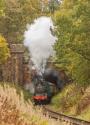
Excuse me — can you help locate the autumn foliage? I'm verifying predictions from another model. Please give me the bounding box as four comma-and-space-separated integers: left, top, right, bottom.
0, 35, 10, 64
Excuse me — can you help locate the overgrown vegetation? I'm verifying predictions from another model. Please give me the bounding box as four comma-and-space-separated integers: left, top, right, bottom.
0, 82, 33, 101
0, 83, 62, 125
0, 0, 42, 43
50, 0, 90, 121
53, 0, 90, 86
51, 84, 90, 121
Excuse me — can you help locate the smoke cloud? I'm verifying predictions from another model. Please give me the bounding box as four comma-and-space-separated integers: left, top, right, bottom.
24, 16, 56, 74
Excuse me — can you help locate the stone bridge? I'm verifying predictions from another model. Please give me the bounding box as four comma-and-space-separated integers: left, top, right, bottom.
0, 44, 31, 85
0, 44, 69, 86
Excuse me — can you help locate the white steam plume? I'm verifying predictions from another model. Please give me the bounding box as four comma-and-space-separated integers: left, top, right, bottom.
24, 16, 56, 74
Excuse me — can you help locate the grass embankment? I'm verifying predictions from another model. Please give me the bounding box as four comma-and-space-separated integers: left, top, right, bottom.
0, 82, 61, 125
50, 84, 90, 121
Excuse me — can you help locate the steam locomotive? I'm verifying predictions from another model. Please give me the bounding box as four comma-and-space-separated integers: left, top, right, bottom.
33, 79, 57, 104
33, 68, 63, 104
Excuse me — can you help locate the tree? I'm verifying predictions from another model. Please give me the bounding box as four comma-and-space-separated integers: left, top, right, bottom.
40, 0, 60, 14
0, 35, 10, 64
0, 0, 41, 43
48, 0, 60, 14
53, 0, 90, 86
0, 0, 5, 16
0, 1, 10, 64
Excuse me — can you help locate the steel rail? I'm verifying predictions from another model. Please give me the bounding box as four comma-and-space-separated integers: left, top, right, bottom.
43, 106, 90, 125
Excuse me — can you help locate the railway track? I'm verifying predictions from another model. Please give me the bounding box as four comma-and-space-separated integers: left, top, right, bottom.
43, 106, 90, 125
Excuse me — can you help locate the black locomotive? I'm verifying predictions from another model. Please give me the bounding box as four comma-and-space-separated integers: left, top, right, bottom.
32, 68, 63, 104
33, 78, 57, 104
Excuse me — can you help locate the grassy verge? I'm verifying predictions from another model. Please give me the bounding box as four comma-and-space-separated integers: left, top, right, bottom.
0, 82, 33, 101
77, 105, 90, 121
0, 82, 62, 125
50, 83, 90, 121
